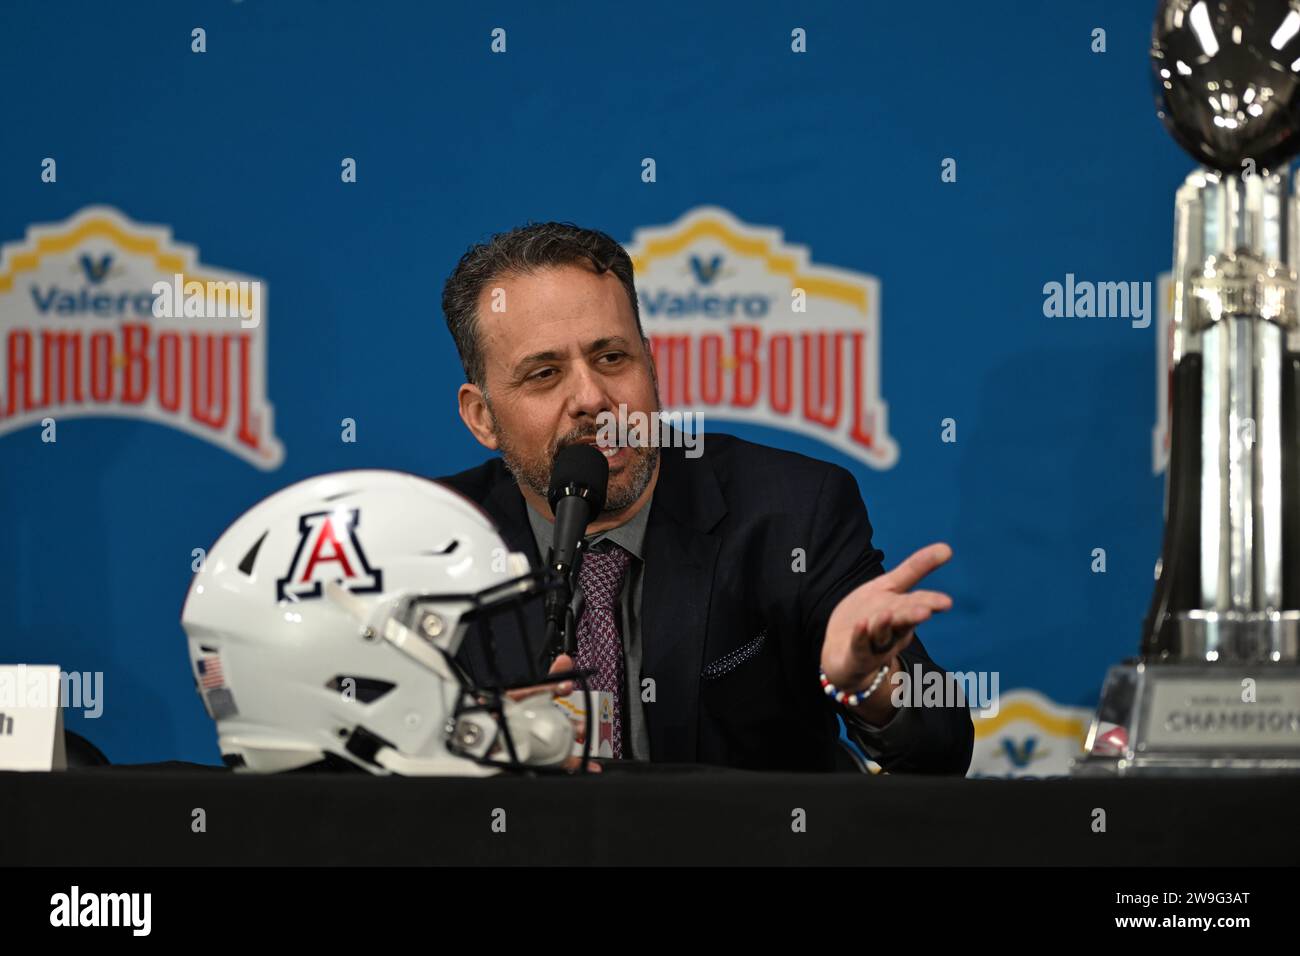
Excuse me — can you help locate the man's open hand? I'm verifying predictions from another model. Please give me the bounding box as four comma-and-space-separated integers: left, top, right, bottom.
820, 543, 954, 699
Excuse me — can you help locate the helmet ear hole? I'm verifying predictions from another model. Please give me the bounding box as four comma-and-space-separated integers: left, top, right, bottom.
324, 676, 396, 703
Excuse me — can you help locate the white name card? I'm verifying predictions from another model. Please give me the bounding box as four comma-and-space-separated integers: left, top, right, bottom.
0, 665, 68, 771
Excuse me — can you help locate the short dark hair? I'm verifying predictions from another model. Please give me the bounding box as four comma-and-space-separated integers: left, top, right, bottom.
441, 221, 643, 388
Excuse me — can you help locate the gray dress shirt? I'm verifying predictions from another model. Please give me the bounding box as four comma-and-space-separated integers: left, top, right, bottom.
526, 499, 653, 760
525, 494, 905, 766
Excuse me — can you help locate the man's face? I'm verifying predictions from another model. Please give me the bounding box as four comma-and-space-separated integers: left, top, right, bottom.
463, 264, 661, 518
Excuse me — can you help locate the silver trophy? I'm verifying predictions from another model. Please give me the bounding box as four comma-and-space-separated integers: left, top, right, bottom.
1075, 0, 1300, 775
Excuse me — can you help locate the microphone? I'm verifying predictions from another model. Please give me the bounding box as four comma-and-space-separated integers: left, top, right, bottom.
543, 443, 609, 658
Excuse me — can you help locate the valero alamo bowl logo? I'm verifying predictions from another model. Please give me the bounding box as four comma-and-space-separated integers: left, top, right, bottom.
0, 206, 283, 469
627, 206, 898, 469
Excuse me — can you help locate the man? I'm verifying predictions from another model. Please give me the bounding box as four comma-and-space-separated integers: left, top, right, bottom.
437, 221, 973, 773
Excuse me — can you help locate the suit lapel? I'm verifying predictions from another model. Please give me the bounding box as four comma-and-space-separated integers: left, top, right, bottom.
476, 469, 549, 680
483, 471, 541, 566
639, 445, 725, 763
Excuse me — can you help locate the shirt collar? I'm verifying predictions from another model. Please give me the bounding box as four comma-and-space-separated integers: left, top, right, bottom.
525, 491, 652, 562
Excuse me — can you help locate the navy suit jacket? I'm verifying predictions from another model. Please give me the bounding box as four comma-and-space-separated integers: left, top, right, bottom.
437, 433, 973, 774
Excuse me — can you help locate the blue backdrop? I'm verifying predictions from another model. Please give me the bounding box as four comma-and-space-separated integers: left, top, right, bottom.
0, 0, 1187, 766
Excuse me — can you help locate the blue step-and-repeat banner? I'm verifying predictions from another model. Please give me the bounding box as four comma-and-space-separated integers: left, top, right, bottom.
0, 1, 1188, 773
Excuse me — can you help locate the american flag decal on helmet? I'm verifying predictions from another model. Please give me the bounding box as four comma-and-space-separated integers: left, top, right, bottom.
195, 648, 239, 719
197, 653, 225, 689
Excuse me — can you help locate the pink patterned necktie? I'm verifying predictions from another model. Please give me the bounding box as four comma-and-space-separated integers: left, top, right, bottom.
574, 542, 632, 758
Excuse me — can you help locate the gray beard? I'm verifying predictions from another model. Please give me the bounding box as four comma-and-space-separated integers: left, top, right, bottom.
494, 422, 660, 518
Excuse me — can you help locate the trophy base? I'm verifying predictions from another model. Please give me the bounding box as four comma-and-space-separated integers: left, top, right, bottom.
1070, 660, 1300, 777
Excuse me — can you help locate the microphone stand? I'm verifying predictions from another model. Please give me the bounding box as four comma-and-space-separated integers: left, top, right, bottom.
544, 540, 588, 662
544, 549, 592, 764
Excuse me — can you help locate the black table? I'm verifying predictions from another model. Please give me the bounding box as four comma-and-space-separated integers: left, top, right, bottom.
3, 762, 1297, 866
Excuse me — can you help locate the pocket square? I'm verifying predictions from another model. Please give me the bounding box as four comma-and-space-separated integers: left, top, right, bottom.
702, 628, 767, 680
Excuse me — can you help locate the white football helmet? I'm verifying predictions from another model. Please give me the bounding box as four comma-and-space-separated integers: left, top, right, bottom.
180, 469, 579, 775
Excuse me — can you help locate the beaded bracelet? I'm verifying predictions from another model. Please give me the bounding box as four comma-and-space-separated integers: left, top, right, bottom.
819, 663, 891, 706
